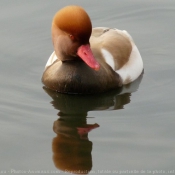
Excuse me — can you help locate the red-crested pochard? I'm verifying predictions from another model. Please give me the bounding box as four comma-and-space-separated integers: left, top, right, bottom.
42, 5, 143, 94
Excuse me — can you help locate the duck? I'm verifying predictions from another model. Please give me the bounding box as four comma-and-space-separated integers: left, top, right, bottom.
42, 5, 143, 94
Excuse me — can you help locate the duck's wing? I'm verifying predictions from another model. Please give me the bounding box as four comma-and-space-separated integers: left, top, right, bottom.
90, 27, 143, 84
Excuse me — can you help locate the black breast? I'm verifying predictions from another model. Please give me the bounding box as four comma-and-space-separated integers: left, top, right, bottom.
42, 60, 122, 94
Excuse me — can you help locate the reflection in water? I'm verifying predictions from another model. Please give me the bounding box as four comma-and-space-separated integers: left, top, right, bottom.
43, 74, 143, 174
52, 115, 99, 174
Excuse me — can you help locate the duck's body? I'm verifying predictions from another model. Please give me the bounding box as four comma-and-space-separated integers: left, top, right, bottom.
42, 6, 143, 94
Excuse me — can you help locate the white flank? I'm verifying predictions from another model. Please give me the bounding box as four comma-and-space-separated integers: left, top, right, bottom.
101, 48, 115, 70
116, 42, 143, 84
45, 51, 58, 69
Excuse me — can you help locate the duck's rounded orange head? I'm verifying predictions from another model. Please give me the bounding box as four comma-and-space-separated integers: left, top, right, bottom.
52, 6, 100, 70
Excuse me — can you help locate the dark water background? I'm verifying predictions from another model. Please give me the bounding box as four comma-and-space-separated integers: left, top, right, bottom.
0, 0, 175, 174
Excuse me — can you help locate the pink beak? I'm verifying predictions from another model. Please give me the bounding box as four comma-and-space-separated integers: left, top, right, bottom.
77, 44, 100, 70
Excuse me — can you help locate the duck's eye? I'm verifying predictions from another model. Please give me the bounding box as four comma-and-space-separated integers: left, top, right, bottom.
69, 34, 75, 41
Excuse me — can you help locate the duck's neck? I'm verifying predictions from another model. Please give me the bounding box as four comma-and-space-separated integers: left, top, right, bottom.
56, 50, 80, 62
